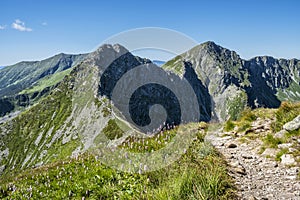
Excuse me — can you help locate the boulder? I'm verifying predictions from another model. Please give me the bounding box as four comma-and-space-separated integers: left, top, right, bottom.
281, 154, 296, 166
283, 115, 300, 131
274, 130, 287, 138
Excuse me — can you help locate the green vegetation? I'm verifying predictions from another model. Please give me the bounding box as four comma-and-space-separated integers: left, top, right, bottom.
263, 134, 283, 148
0, 53, 86, 98
224, 120, 235, 132
102, 119, 124, 140
275, 148, 289, 161
224, 107, 257, 134
236, 108, 257, 133
121, 126, 178, 153
102, 106, 111, 117
0, 122, 235, 199
277, 81, 300, 102
226, 91, 248, 121
0, 74, 76, 176
94, 98, 102, 108
272, 101, 300, 132
224, 101, 299, 166
162, 55, 184, 75
20, 68, 72, 94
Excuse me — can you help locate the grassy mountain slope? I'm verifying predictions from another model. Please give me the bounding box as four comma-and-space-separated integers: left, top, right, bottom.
0, 123, 235, 199
0, 53, 87, 117
0, 53, 87, 98
0, 44, 152, 176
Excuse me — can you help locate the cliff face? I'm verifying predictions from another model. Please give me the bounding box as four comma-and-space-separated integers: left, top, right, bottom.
163, 41, 300, 121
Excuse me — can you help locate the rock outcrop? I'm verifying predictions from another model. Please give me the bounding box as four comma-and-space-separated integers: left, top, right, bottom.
283, 115, 300, 131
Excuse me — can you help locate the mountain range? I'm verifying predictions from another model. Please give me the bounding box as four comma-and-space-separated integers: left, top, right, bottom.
0, 41, 299, 176
152, 60, 166, 66
0, 53, 87, 117
163, 42, 300, 121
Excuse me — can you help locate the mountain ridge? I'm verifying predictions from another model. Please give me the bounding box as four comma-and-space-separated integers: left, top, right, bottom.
163, 41, 300, 121
0, 41, 299, 177
0, 53, 88, 117
0, 43, 152, 176
0, 53, 88, 98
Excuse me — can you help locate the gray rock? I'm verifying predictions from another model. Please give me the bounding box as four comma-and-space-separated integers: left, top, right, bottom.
164, 42, 300, 122
229, 160, 240, 168
274, 130, 287, 138
261, 148, 279, 157
278, 143, 293, 149
283, 115, 300, 131
281, 154, 296, 166
289, 147, 297, 153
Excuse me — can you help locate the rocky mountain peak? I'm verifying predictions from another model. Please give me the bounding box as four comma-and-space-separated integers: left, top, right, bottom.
197, 41, 240, 60
92, 43, 128, 56
87, 44, 131, 68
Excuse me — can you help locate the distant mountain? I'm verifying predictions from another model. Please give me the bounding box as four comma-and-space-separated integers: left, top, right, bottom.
152, 60, 166, 66
0, 53, 87, 98
0, 53, 87, 116
0, 66, 5, 70
163, 41, 300, 121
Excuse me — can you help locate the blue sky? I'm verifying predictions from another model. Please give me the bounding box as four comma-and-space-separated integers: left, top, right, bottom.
0, 0, 300, 66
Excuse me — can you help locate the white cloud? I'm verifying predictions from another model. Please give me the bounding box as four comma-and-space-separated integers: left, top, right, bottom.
11, 19, 32, 32
0, 25, 6, 30
41, 22, 47, 26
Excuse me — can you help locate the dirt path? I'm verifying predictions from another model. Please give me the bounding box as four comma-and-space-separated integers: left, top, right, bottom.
205, 124, 300, 200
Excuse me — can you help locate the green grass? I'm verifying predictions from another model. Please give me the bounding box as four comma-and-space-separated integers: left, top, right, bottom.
239, 108, 257, 122
102, 106, 111, 117
223, 107, 257, 134
223, 102, 300, 166
224, 120, 235, 132
162, 55, 184, 75
275, 148, 289, 161
102, 119, 124, 140
263, 134, 283, 148
0, 122, 236, 199
277, 81, 300, 102
20, 68, 72, 94
226, 91, 248, 121
252, 108, 276, 119
94, 98, 102, 108
272, 101, 300, 132
0, 73, 75, 176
